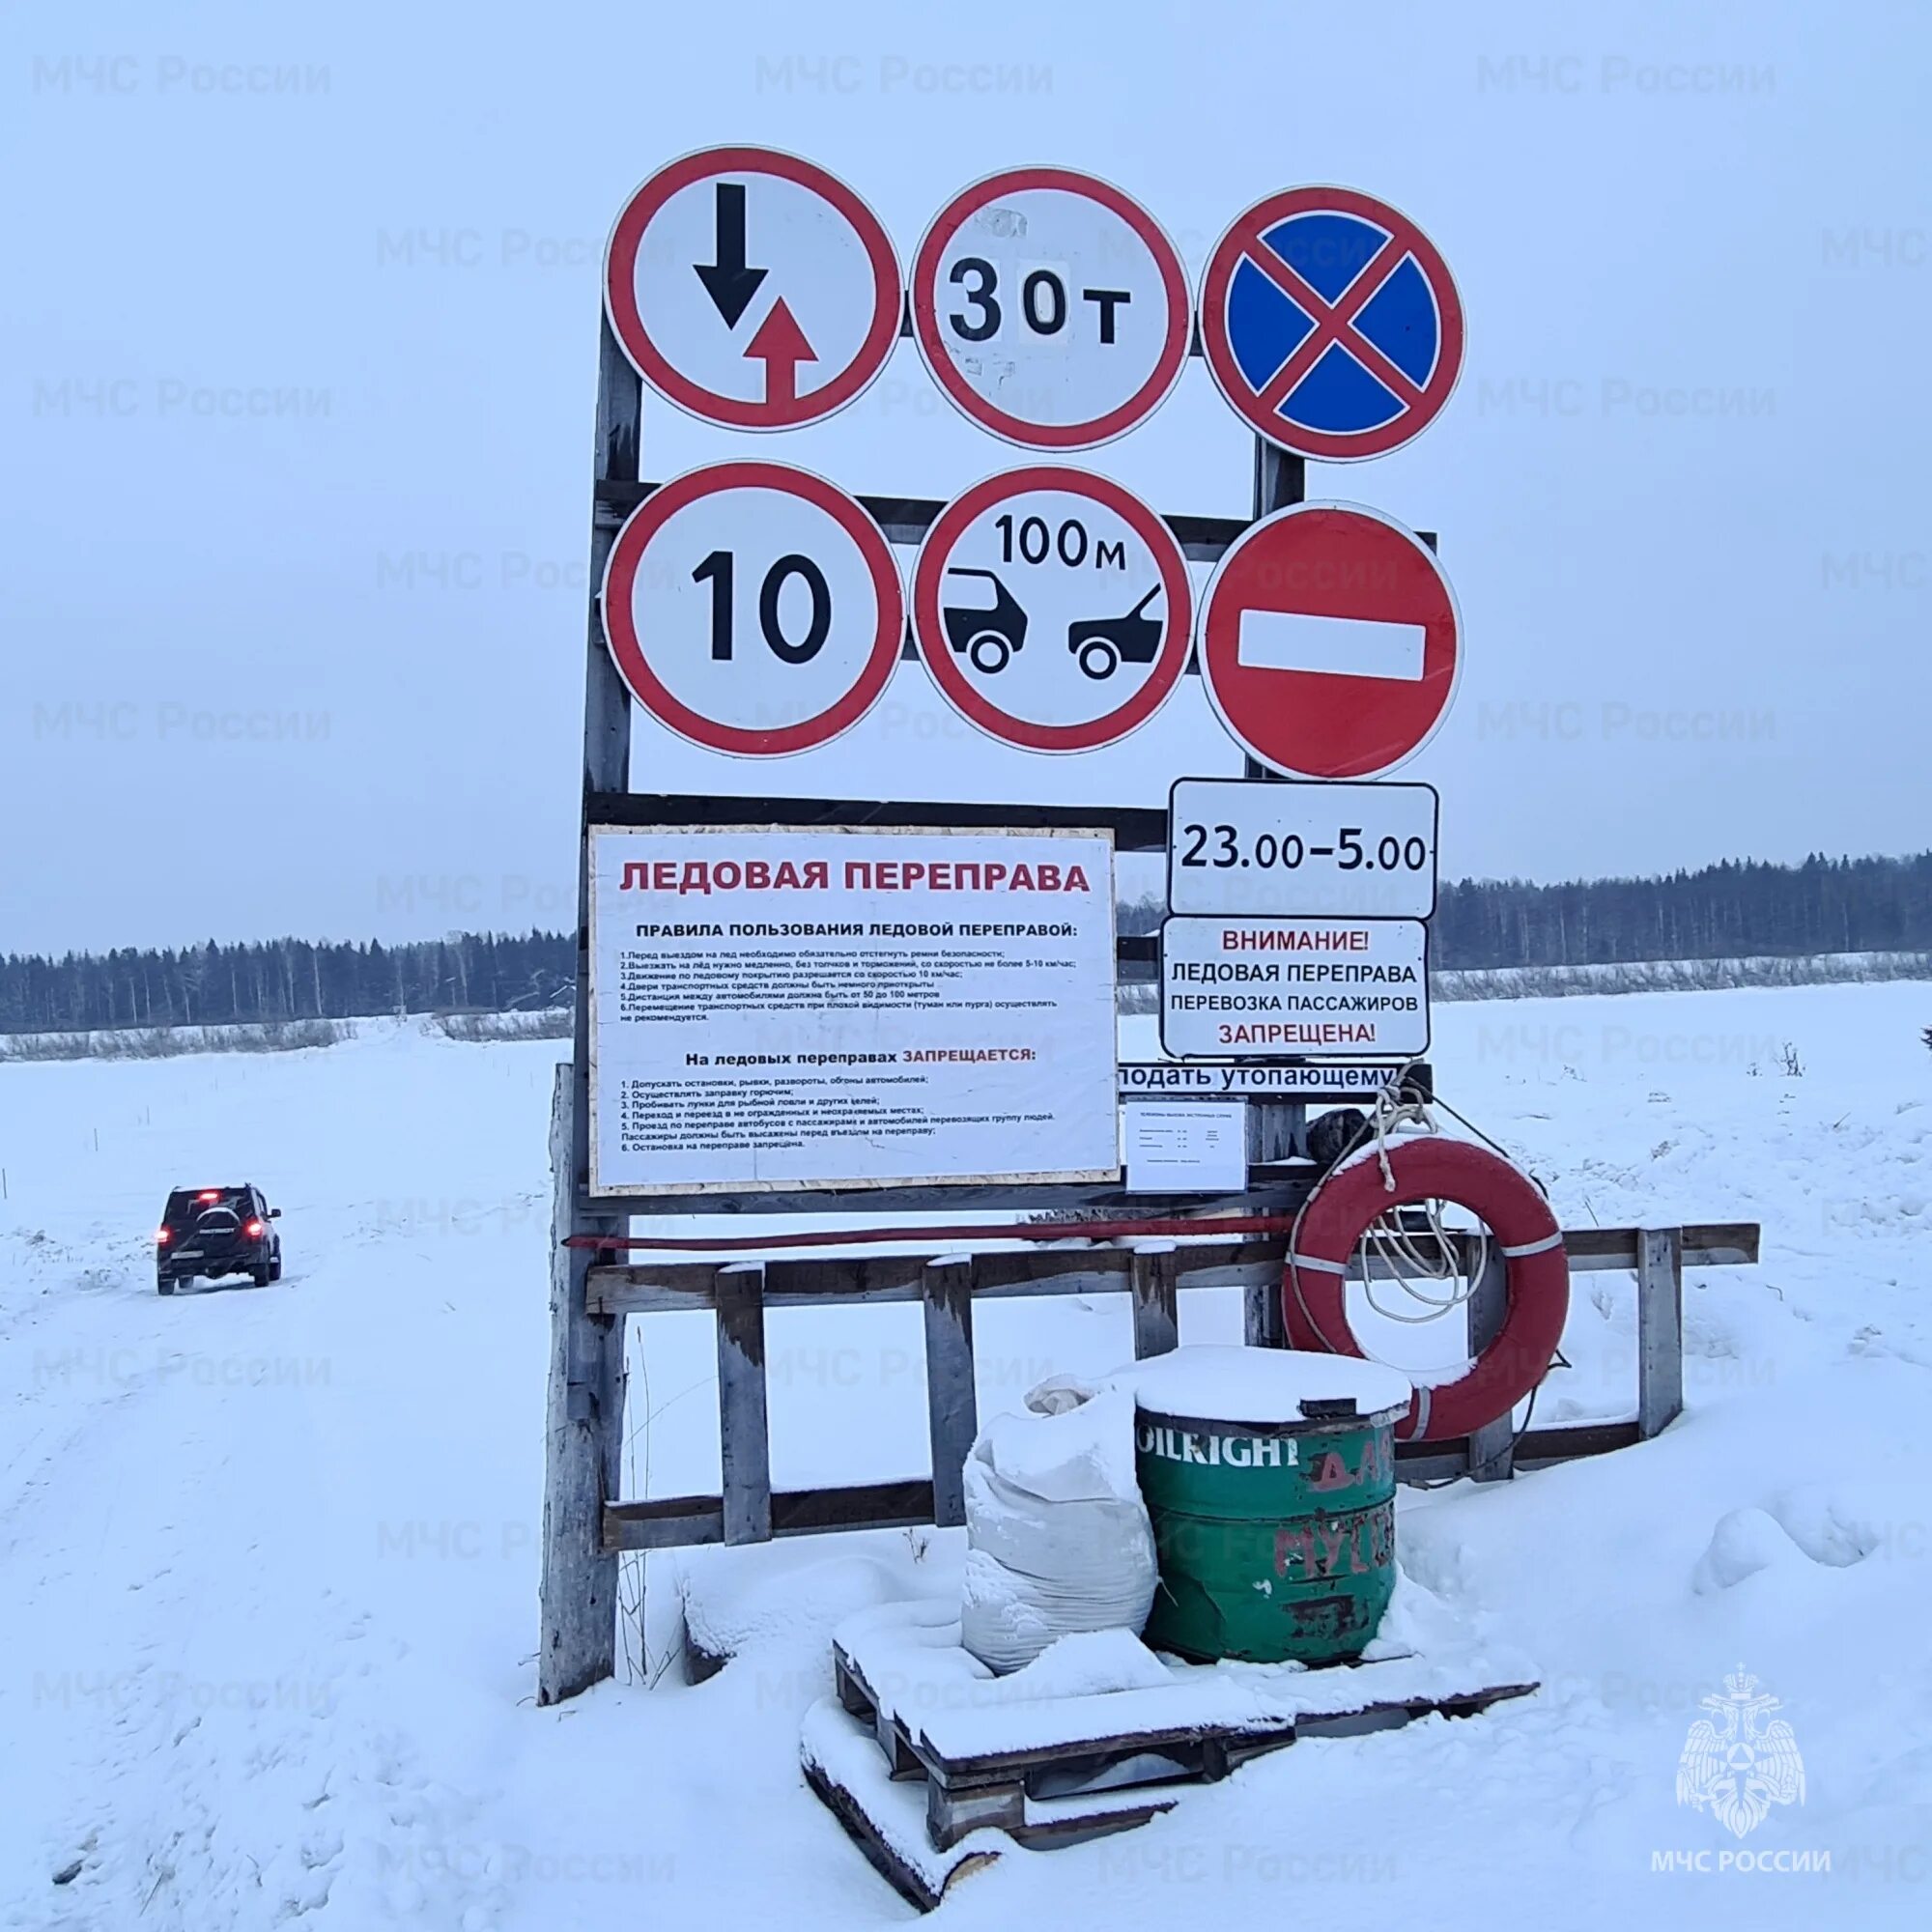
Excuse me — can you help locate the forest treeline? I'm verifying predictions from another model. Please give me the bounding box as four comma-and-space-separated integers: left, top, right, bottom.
4, 850, 1928, 1035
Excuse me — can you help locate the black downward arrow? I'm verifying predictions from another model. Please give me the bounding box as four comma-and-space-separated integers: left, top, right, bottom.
694, 182, 767, 329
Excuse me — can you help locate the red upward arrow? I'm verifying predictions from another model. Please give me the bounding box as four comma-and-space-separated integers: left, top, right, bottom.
744, 298, 816, 407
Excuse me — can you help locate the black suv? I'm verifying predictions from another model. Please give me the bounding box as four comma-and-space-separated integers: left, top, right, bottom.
156, 1185, 283, 1293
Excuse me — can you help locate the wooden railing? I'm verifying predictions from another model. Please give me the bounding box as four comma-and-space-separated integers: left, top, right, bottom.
537, 1064, 1760, 1701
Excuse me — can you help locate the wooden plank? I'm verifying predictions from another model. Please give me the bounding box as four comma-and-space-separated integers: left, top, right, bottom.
923, 1260, 978, 1528
1243, 1267, 1286, 1350
611, 1414, 1651, 1550
577, 1178, 1318, 1215
585, 1238, 1291, 1314
1518, 1419, 1643, 1463
595, 478, 1253, 564
800, 1754, 985, 1913
538, 1063, 627, 1705
1234, 438, 1310, 1171
716, 1263, 772, 1544
1563, 1221, 1757, 1269
1465, 1243, 1516, 1484
1396, 1418, 1646, 1484
1635, 1227, 1685, 1439
603, 1480, 936, 1552
1393, 1443, 1468, 1486
773, 1479, 934, 1536
585, 1222, 1760, 1315
582, 788, 1170, 848
596, 1257, 1290, 1317
908, 1685, 1534, 1787
604, 1495, 725, 1550
1130, 1245, 1179, 1358
539, 311, 641, 1706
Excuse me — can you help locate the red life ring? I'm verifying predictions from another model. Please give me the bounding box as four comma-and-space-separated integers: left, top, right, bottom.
1281, 1138, 1569, 1442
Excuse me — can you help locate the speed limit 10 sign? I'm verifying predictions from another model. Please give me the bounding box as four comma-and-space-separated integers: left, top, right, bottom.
1167, 778, 1438, 919
600, 461, 903, 756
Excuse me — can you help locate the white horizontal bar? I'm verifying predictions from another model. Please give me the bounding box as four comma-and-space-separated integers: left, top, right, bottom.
1236, 611, 1426, 682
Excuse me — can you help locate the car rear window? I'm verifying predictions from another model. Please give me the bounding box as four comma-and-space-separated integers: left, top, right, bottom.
165, 1189, 250, 1223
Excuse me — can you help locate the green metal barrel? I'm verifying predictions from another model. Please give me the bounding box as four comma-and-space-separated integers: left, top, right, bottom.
1129, 1349, 1411, 1666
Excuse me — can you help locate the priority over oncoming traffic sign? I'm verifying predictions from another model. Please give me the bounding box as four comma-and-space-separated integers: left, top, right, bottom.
601, 461, 904, 756
1199, 185, 1464, 462
911, 167, 1191, 449
604, 146, 902, 430
1197, 501, 1462, 780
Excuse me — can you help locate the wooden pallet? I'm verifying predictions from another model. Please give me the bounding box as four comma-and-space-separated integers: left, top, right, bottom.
802, 1697, 1170, 1912
829, 1632, 1538, 1855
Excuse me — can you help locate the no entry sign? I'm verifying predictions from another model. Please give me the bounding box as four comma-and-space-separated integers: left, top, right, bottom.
601, 461, 904, 756
605, 146, 901, 430
911, 468, 1193, 752
911, 168, 1191, 449
1200, 185, 1463, 462
1199, 501, 1461, 780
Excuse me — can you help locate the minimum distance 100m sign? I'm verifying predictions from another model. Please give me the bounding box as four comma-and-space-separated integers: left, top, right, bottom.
912, 468, 1193, 753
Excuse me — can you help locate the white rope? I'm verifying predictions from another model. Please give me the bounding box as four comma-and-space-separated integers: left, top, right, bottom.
1358, 1077, 1491, 1325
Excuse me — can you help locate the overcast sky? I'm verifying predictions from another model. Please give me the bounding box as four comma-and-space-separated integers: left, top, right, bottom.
5, 0, 1927, 953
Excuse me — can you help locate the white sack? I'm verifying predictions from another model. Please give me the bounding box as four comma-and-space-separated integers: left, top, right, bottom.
957, 1381, 1158, 1674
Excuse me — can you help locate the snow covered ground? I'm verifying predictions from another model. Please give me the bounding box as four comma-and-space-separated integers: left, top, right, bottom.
3, 980, 1929, 1927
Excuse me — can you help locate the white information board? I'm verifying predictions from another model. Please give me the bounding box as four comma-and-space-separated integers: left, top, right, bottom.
1168, 779, 1438, 919
1123, 1101, 1247, 1193
589, 825, 1118, 1193
1159, 916, 1430, 1060
1120, 1062, 1412, 1099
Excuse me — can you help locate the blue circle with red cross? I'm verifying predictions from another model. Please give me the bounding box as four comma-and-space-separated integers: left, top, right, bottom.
1200, 185, 1465, 462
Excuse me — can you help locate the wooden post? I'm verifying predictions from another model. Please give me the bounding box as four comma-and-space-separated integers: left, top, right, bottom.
717, 1263, 773, 1545
1242, 438, 1308, 1173
922, 1258, 978, 1528
538, 1064, 627, 1704
1635, 1226, 1685, 1438
1465, 1238, 1513, 1483
1130, 1243, 1180, 1359
537, 313, 640, 1704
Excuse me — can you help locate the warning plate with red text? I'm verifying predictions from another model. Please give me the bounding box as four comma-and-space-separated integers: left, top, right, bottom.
1158, 916, 1430, 1060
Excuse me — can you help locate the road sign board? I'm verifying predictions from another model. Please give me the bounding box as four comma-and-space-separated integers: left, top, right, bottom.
604, 146, 901, 431
910, 468, 1194, 752
1199, 185, 1464, 461
1168, 778, 1438, 919
601, 461, 904, 756
1198, 501, 1461, 780
911, 167, 1191, 449
1119, 1061, 1428, 1101
1159, 916, 1430, 1060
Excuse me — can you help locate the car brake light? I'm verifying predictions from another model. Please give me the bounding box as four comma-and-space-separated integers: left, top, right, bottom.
244, 1220, 264, 1237
196, 1190, 220, 1202
156, 1228, 171, 1243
